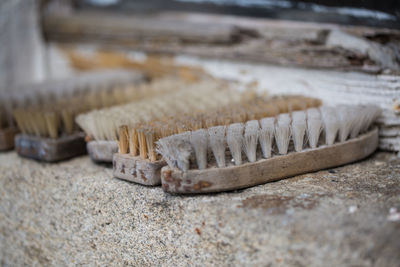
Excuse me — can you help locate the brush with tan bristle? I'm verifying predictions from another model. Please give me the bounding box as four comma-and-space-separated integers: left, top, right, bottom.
112, 94, 322, 185
10, 69, 149, 162
156, 104, 381, 194
76, 77, 251, 163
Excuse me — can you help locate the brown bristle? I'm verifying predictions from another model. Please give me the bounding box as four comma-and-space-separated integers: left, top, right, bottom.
129, 127, 139, 156
137, 129, 148, 159
145, 129, 158, 162
10, 71, 148, 139
61, 109, 75, 135
44, 112, 60, 139
306, 98, 322, 108
118, 125, 129, 154
288, 97, 307, 112
117, 93, 321, 162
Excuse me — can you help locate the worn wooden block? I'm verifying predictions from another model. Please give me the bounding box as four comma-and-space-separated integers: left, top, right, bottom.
113, 154, 167, 186
87, 140, 118, 163
15, 133, 87, 162
0, 128, 19, 151
161, 128, 379, 194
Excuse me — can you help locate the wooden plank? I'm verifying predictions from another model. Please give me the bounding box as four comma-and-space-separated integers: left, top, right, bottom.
42, 11, 400, 73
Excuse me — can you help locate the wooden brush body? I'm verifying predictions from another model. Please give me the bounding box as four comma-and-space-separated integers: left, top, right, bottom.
15, 133, 86, 162
161, 128, 378, 194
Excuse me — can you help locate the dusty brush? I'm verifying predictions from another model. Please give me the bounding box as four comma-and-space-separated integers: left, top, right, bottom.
11, 69, 147, 162
157, 104, 381, 194
77, 78, 252, 163
112, 95, 321, 185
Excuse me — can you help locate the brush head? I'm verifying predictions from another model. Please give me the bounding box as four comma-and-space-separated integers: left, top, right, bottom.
117, 93, 321, 165
157, 104, 381, 172
5, 70, 145, 139
76, 77, 241, 143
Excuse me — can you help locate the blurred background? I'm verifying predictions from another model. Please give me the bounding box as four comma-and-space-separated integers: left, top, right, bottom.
1, 0, 400, 151
1, 0, 400, 88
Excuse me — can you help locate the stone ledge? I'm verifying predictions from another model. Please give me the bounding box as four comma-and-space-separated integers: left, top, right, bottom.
0, 151, 399, 265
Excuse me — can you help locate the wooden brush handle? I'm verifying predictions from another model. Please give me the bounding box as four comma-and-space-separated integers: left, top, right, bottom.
161, 128, 379, 194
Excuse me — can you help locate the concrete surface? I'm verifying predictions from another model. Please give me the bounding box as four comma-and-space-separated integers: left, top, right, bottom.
0, 151, 399, 266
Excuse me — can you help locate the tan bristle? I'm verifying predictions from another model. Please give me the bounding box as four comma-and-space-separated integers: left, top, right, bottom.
137, 129, 148, 159
10, 70, 147, 139
288, 97, 307, 112
33, 111, 47, 137
145, 129, 158, 162
306, 98, 322, 108
61, 109, 75, 135
44, 112, 60, 139
275, 98, 290, 113
118, 125, 129, 154
129, 127, 139, 156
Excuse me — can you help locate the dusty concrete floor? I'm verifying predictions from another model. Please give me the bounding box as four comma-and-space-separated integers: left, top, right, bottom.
0, 151, 399, 266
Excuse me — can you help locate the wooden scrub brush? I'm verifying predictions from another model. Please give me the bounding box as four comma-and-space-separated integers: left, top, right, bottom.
113, 95, 321, 185
157, 104, 381, 194
11, 69, 146, 162
76, 78, 247, 164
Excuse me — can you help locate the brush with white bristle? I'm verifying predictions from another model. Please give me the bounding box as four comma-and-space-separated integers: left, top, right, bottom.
158, 104, 381, 194
154, 96, 322, 167
134, 95, 322, 163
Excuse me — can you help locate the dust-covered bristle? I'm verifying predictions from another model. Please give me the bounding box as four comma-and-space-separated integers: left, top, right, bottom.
122, 95, 321, 162
76, 78, 239, 142
7, 70, 149, 139
157, 104, 381, 171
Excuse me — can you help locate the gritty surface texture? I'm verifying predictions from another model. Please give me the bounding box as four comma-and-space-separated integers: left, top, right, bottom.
0, 151, 399, 266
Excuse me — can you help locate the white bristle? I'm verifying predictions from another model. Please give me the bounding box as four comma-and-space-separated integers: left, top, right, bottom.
190, 129, 208, 170
156, 132, 192, 172
350, 106, 365, 138
156, 135, 177, 169
244, 120, 259, 162
259, 117, 275, 158
306, 108, 322, 149
337, 105, 355, 142
320, 107, 339, 145
227, 123, 244, 166
208, 126, 227, 168
291, 111, 306, 152
157, 104, 380, 172
275, 114, 291, 155
174, 132, 193, 172
360, 105, 381, 132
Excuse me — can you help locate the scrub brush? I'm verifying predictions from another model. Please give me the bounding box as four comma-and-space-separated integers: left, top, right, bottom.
157, 104, 381, 194
76, 78, 248, 164
113, 95, 321, 185
11, 69, 146, 162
